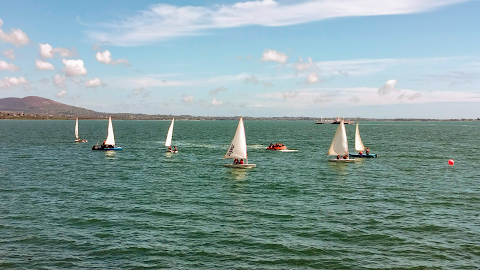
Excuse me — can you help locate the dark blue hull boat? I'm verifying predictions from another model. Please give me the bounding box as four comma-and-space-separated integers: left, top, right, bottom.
349, 153, 377, 158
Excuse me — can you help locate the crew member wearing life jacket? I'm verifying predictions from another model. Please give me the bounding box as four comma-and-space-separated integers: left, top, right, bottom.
366, 148, 370, 155
239, 159, 244, 164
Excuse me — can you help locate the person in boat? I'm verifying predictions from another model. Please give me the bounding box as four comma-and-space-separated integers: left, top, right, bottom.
174, 146, 178, 152
239, 159, 244, 164
366, 147, 370, 155
343, 154, 349, 159
168, 146, 172, 152
234, 159, 238, 164
337, 155, 340, 160
359, 150, 363, 156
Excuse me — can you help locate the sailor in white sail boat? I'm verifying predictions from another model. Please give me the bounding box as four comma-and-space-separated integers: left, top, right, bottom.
174, 146, 178, 152
366, 147, 370, 155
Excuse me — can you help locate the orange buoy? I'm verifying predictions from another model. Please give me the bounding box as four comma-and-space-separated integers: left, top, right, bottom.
448, 159, 454, 166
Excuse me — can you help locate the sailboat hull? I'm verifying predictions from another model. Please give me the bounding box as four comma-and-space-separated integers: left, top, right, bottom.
328, 159, 356, 162
349, 154, 377, 158
224, 164, 256, 168
92, 146, 122, 151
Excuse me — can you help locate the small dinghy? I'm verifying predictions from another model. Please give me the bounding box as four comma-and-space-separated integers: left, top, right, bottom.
266, 143, 287, 150
165, 118, 178, 153
327, 120, 355, 162
349, 122, 376, 158
224, 117, 256, 168
74, 118, 87, 143
92, 117, 122, 151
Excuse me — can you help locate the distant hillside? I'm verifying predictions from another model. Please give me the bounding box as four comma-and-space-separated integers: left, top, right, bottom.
0, 96, 100, 116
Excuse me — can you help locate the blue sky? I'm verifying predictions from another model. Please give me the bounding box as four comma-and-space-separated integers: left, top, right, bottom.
1, 0, 480, 118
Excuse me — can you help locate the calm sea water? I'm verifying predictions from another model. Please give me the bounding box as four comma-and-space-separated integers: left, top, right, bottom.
1, 120, 479, 269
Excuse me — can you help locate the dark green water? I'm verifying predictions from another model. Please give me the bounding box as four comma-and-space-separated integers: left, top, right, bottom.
1, 120, 479, 269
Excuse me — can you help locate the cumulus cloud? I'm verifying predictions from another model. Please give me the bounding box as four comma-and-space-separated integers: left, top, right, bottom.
211, 98, 223, 105
2, 49, 15, 60
293, 57, 315, 72
261, 49, 288, 63
0, 60, 19, 71
244, 74, 259, 84
95, 50, 130, 66
0, 19, 29, 47
378, 79, 397, 95
182, 94, 194, 104
62, 59, 87, 77
56, 90, 67, 97
84, 78, 103, 88
307, 73, 319, 84
53, 74, 67, 89
0, 76, 29, 89
35, 59, 55, 71
209, 86, 227, 95
39, 43, 76, 58
87, 0, 466, 46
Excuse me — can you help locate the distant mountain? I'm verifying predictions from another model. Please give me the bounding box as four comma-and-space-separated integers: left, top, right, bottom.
0, 96, 99, 116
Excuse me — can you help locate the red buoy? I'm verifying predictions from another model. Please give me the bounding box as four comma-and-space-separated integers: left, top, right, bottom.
448, 159, 454, 166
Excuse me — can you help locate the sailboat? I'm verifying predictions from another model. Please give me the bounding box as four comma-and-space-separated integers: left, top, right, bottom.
165, 118, 177, 153
74, 118, 87, 143
327, 120, 355, 162
92, 116, 122, 151
224, 116, 256, 168
349, 122, 377, 158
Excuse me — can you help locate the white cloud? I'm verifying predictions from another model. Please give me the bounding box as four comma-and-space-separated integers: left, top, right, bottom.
261, 49, 288, 63
84, 78, 103, 88
2, 49, 15, 60
182, 95, 194, 104
35, 59, 55, 71
378, 79, 397, 95
53, 74, 67, 89
95, 50, 129, 66
210, 86, 227, 95
39, 43, 76, 58
211, 98, 223, 105
293, 57, 315, 72
0, 76, 29, 89
0, 19, 29, 47
52, 47, 77, 57
307, 73, 319, 84
87, 0, 467, 46
62, 59, 87, 77
0, 60, 19, 71
56, 89, 67, 97
39, 43, 54, 58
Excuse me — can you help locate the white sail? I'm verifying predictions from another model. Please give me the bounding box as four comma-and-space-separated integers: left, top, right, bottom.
355, 122, 365, 152
165, 118, 174, 147
223, 116, 247, 160
104, 116, 115, 146
75, 118, 79, 139
327, 120, 349, 156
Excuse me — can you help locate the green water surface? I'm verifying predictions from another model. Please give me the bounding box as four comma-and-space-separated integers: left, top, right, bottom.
0, 120, 479, 269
